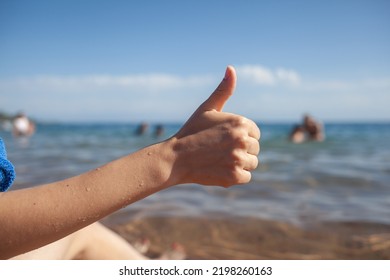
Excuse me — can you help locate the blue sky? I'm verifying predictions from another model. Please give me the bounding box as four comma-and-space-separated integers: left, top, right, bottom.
1, 0, 389, 122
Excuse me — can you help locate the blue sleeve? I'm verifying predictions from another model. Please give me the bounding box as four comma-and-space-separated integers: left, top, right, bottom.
0, 138, 15, 192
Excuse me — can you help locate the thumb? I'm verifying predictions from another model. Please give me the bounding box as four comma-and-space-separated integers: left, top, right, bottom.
200, 65, 236, 112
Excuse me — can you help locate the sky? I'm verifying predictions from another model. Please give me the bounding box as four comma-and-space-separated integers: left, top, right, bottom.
0, 0, 389, 123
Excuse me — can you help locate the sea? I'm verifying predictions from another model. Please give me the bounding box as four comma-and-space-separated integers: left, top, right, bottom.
1, 122, 390, 227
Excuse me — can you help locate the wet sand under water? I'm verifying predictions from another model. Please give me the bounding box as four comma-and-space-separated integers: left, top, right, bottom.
104, 216, 390, 260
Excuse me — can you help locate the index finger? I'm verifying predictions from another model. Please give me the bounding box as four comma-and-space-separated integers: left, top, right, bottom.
247, 119, 261, 140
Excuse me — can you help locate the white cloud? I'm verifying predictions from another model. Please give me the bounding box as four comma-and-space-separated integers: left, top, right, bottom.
234, 64, 390, 93
0, 72, 217, 122
0, 73, 214, 94
301, 77, 390, 93
275, 68, 301, 86
1, 66, 390, 122
302, 80, 355, 91
236, 65, 301, 86
236, 65, 275, 85
362, 78, 390, 89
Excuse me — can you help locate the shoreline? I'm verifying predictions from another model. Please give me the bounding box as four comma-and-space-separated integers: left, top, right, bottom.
104, 215, 390, 260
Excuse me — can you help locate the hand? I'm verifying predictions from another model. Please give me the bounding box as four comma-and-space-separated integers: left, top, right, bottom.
170, 66, 260, 187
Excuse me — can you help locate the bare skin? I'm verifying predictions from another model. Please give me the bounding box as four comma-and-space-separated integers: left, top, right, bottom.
0, 66, 260, 259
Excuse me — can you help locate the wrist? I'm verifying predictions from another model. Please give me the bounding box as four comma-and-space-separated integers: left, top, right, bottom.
147, 137, 182, 189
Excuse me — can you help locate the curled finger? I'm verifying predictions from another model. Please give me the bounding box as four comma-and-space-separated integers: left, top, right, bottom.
247, 137, 260, 156
243, 153, 259, 171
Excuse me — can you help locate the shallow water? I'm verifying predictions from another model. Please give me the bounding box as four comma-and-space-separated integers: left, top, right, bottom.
2, 122, 390, 226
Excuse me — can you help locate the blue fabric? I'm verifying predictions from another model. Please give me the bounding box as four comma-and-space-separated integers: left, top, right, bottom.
0, 138, 15, 192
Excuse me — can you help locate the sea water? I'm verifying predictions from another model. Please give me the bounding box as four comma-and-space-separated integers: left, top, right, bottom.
1, 122, 389, 226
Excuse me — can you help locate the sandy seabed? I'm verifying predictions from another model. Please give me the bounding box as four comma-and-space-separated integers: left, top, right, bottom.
104, 216, 390, 260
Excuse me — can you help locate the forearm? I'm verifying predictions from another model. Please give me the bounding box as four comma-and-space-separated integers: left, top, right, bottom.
0, 139, 176, 259
0, 66, 261, 260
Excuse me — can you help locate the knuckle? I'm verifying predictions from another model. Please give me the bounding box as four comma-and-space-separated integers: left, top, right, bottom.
233, 133, 248, 148
253, 123, 261, 140
227, 128, 248, 147
228, 115, 261, 140
227, 114, 246, 128
233, 168, 250, 185
229, 167, 242, 184
251, 139, 260, 155
246, 119, 261, 140
222, 161, 252, 187
234, 115, 247, 127
229, 149, 244, 163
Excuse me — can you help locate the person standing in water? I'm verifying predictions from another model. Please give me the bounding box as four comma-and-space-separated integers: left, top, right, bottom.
303, 114, 324, 142
12, 113, 35, 138
289, 114, 324, 143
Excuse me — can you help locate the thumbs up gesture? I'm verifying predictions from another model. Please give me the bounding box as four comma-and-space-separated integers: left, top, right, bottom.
171, 66, 260, 187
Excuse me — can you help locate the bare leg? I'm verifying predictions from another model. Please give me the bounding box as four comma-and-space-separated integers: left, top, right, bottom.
70, 222, 148, 260
10, 222, 148, 260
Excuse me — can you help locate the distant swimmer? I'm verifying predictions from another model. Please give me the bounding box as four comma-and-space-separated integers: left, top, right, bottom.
12, 113, 35, 137
135, 122, 149, 136
289, 114, 324, 143
303, 114, 324, 142
289, 125, 305, 144
154, 124, 164, 138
